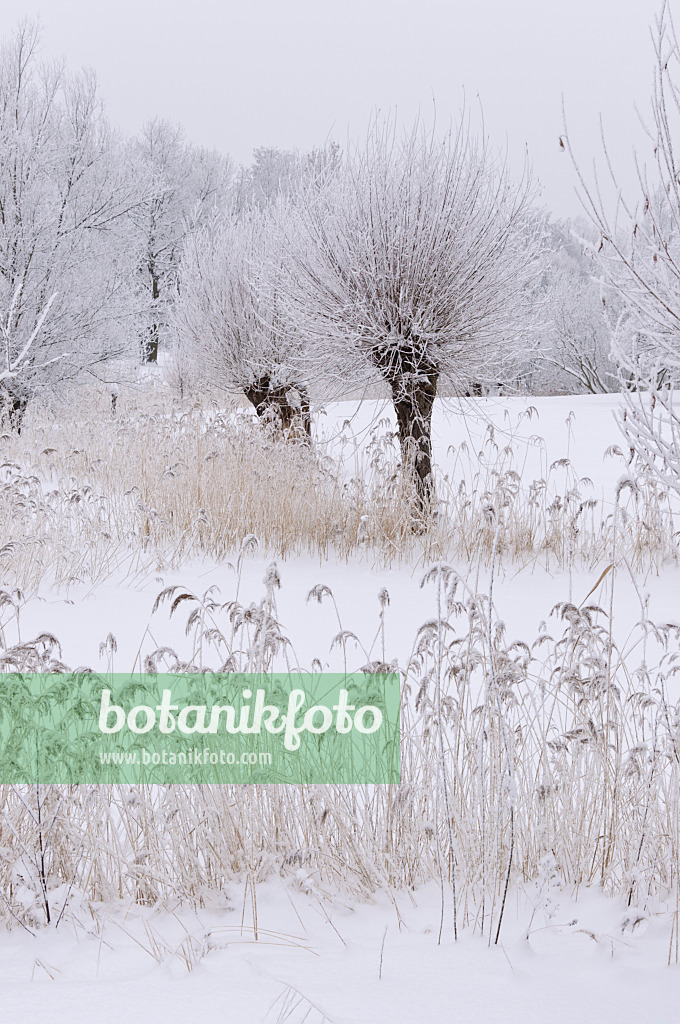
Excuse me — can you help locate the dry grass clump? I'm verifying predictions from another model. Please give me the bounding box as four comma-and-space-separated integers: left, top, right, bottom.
0, 384, 440, 592
434, 413, 679, 572
0, 382, 676, 594
1, 555, 679, 948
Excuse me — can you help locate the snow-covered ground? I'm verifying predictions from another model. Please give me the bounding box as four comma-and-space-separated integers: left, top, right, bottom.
1, 881, 677, 1024
2, 394, 680, 1021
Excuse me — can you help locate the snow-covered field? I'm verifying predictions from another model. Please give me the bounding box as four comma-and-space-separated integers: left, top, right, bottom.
2, 882, 678, 1024
2, 394, 680, 1023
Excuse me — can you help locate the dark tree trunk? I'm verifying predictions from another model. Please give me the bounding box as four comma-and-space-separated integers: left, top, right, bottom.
244, 377, 312, 439
6, 394, 28, 434
144, 324, 159, 364
390, 373, 437, 514
373, 341, 438, 516
299, 387, 312, 437
143, 272, 161, 363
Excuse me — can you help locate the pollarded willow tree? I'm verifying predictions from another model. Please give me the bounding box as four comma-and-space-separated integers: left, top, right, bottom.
172, 204, 310, 435
289, 118, 538, 511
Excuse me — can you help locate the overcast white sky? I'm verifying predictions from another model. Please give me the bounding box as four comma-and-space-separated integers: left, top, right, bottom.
6, 0, 674, 216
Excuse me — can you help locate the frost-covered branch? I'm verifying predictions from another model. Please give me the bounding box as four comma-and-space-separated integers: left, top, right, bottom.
0, 288, 59, 383
0, 20, 144, 427
565, 3, 680, 492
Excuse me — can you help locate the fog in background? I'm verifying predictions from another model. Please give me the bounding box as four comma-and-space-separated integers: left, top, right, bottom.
7, 0, 672, 216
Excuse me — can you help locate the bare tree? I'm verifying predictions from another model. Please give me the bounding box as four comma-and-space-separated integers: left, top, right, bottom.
231, 143, 341, 214
288, 118, 538, 511
566, 1, 680, 495
231, 146, 303, 212
532, 218, 619, 394
570, 2, 680, 383
172, 204, 310, 435
127, 118, 232, 363
0, 20, 142, 428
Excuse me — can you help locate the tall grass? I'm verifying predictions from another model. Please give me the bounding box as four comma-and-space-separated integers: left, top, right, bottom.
0, 382, 676, 594
0, 550, 678, 947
